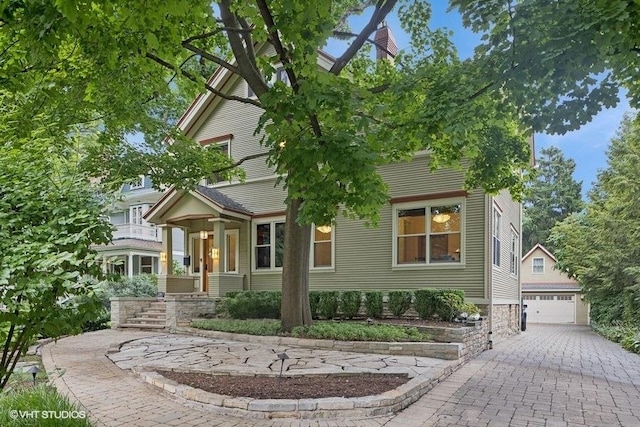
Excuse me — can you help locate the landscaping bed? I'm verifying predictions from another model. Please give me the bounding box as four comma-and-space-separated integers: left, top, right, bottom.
157, 370, 410, 399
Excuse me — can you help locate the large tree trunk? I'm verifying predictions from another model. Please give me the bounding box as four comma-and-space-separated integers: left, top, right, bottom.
280, 197, 313, 332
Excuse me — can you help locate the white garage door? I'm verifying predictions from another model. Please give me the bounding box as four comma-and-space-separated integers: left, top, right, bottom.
523, 295, 575, 324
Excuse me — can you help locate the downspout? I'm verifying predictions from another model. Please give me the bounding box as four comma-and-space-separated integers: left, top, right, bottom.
518, 197, 523, 331
247, 219, 252, 291
487, 195, 494, 350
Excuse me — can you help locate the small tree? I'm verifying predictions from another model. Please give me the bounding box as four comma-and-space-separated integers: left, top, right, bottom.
0, 140, 112, 391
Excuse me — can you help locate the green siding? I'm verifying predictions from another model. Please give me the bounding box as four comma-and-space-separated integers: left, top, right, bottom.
491, 190, 520, 301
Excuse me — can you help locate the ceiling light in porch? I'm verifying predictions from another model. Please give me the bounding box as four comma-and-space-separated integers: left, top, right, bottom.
200, 230, 208, 239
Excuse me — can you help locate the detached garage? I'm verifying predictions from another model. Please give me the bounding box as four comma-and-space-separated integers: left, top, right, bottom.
521, 244, 590, 325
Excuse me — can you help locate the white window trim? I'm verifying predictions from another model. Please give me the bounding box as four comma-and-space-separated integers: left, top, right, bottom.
201, 138, 231, 186
509, 227, 519, 277
252, 216, 286, 272
392, 197, 466, 269
130, 205, 145, 225
492, 205, 502, 270
224, 229, 240, 274
532, 257, 545, 274
129, 175, 145, 189
310, 224, 335, 271
139, 255, 154, 274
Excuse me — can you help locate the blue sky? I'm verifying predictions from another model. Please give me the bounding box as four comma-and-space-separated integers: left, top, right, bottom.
329, 3, 636, 198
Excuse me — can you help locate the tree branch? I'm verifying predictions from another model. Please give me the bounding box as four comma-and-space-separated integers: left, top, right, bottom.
210, 152, 269, 175
145, 53, 262, 108
330, 0, 398, 75
182, 26, 253, 45
181, 41, 240, 75
333, 30, 397, 60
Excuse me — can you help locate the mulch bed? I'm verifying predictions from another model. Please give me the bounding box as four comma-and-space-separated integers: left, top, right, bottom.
157, 370, 410, 399
373, 318, 465, 328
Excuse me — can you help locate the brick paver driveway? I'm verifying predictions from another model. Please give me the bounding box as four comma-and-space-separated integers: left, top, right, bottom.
42, 324, 640, 426
389, 324, 640, 427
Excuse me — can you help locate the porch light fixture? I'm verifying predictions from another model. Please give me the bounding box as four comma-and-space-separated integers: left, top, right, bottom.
211, 247, 220, 260
432, 213, 451, 224
316, 225, 332, 234
160, 252, 167, 263
200, 230, 208, 239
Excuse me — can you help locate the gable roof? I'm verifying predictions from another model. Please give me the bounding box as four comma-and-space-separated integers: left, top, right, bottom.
143, 185, 253, 223
522, 243, 557, 262
195, 185, 252, 215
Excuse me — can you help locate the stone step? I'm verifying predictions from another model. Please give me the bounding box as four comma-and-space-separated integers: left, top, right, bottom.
127, 317, 165, 324
119, 323, 166, 330
149, 302, 166, 309
138, 311, 166, 318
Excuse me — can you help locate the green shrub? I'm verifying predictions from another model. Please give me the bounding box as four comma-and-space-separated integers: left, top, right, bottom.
0, 385, 91, 426
292, 321, 429, 342
191, 319, 281, 335
318, 291, 340, 319
364, 291, 383, 318
226, 291, 281, 319
340, 291, 362, 319
309, 291, 322, 319
592, 322, 640, 355
460, 302, 480, 316
414, 289, 466, 321
97, 274, 158, 309
388, 291, 412, 317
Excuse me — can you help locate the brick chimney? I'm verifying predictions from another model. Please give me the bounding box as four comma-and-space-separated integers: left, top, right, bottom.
374, 21, 398, 61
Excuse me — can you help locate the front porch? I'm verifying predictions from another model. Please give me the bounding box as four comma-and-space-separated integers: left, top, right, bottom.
145, 186, 253, 297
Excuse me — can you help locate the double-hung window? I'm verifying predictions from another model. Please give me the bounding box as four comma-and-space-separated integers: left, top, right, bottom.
492, 206, 501, 267
394, 199, 463, 266
510, 229, 519, 276
254, 220, 285, 270
532, 257, 544, 274
129, 175, 145, 189
312, 225, 333, 268
200, 137, 231, 186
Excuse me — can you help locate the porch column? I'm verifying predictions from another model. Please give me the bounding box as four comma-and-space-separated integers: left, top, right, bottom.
127, 253, 134, 277
102, 255, 108, 274
160, 224, 173, 275
211, 219, 226, 273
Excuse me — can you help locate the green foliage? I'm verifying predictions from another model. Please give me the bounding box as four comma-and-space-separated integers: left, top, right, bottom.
522, 147, 583, 253
339, 291, 362, 319
414, 289, 466, 321
96, 275, 158, 309
364, 292, 384, 318
318, 291, 340, 319
226, 291, 281, 319
292, 321, 429, 342
0, 385, 91, 426
388, 291, 413, 317
550, 114, 640, 327
592, 322, 640, 355
309, 291, 323, 320
0, 140, 112, 391
191, 319, 281, 336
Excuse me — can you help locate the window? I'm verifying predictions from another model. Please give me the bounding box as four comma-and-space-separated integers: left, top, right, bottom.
522, 295, 537, 300
532, 257, 544, 274
492, 207, 501, 267
248, 66, 290, 97
540, 295, 553, 300
140, 256, 153, 274
254, 220, 285, 270
394, 199, 463, 266
130, 205, 144, 225
204, 141, 230, 186
312, 225, 333, 268
129, 175, 145, 189
510, 229, 519, 276
557, 295, 573, 301
225, 230, 239, 273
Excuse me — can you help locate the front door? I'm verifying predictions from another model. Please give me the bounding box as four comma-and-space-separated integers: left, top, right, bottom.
201, 235, 214, 293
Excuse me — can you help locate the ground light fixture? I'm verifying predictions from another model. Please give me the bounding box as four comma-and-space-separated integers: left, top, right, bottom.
277, 352, 289, 388
26, 366, 39, 386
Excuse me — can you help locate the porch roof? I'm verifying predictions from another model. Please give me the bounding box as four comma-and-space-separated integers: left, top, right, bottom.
195, 185, 252, 215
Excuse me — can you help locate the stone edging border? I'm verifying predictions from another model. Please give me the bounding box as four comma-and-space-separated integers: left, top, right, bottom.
175, 326, 463, 360
133, 360, 463, 420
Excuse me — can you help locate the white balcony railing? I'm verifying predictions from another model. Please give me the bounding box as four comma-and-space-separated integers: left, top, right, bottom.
113, 223, 160, 242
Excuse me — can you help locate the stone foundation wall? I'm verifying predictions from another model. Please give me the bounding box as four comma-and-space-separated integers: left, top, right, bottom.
165, 294, 217, 332
110, 298, 155, 328
416, 321, 490, 360
477, 303, 521, 344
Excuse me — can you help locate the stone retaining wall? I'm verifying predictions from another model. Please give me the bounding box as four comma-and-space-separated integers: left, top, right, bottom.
415, 321, 489, 361
165, 294, 216, 332
110, 298, 155, 328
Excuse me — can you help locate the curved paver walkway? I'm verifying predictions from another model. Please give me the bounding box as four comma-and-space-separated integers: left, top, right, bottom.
42, 324, 640, 426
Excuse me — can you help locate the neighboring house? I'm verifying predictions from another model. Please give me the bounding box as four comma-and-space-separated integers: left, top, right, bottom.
521, 244, 589, 325
95, 175, 184, 277
143, 29, 524, 340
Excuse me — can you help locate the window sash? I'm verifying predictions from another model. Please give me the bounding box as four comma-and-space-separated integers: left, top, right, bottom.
311, 225, 333, 268
532, 258, 544, 273
394, 200, 463, 266
254, 220, 285, 270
